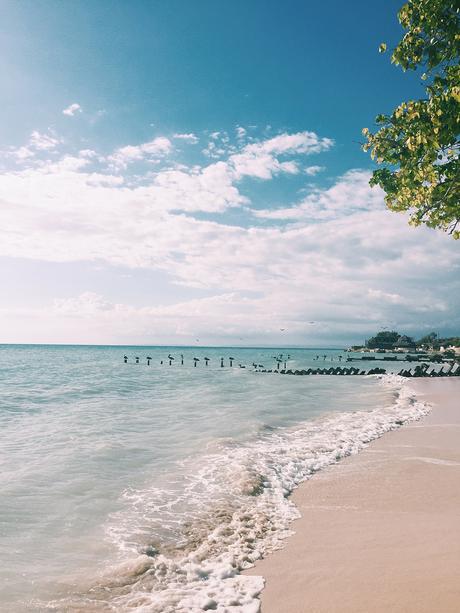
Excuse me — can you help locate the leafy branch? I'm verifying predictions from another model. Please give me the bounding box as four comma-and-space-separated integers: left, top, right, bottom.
363, 0, 460, 237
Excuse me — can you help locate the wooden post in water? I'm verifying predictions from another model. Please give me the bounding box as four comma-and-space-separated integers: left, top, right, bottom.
146, 356, 151, 366
229, 357, 234, 367
180, 354, 184, 365
220, 357, 224, 367
135, 356, 140, 364
194, 357, 200, 367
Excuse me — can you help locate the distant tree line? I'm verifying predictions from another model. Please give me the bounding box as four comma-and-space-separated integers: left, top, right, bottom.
363, 330, 460, 350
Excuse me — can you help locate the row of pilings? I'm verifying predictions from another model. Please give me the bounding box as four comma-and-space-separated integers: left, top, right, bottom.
124, 355, 240, 367
122, 352, 295, 369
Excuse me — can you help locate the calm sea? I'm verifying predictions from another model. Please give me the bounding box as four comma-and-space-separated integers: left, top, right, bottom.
0, 345, 429, 612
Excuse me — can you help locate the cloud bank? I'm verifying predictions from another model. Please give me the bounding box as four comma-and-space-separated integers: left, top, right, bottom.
0, 127, 458, 344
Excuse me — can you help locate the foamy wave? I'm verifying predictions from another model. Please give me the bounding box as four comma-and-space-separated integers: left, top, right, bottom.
46, 378, 430, 612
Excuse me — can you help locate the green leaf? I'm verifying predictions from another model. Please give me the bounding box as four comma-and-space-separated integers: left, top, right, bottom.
361, 0, 460, 238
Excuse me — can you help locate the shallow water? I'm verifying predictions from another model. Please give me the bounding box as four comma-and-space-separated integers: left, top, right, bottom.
0, 345, 429, 611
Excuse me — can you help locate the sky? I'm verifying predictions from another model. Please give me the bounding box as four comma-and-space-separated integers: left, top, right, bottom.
0, 0, 459, 346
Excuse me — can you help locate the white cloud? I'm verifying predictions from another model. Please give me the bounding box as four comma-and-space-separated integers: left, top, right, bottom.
304, 165, 324, 176
367, 289, 447, 313
62, 103, 82, 117
14, 146, 34, 160
6, 130, 62, 162
248, 131, 333, 156
54, 291, 113, 314
202, 131, 235, 158
150, 161, 247, 212
255, 170, 384, 220
230, 152, 299, 180
229, 131, 332, 181
173, 133, 199, 144
202, 141, 227, 159
79, 149, 97, 158
0, 128, 458, 344
109, 137, 172, 168
29, 130, 61, 151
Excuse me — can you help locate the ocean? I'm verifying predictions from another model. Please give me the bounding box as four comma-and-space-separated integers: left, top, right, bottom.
0, 345, 429, 612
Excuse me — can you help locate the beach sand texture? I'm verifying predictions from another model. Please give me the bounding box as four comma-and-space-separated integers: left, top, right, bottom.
246, 378, 460, 613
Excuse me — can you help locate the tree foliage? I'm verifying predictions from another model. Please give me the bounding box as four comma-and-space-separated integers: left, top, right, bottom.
418, 331, 439, 345
367, 330, 405, 348
363, 0, 460, 237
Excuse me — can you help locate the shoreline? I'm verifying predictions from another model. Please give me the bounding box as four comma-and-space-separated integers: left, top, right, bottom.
245, 378, 460, 612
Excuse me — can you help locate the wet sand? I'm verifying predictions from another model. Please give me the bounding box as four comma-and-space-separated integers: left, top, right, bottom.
245, 378, 460, 612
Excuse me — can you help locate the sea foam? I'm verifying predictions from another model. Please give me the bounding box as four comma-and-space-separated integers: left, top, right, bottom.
45, 376, 429, 612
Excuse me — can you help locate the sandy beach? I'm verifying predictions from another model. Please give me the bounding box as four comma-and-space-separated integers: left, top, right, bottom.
246, 378, 460, 613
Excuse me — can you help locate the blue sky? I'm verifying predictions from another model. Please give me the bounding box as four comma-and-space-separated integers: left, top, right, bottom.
3, 0, 420, 164
0, 0, 459, 345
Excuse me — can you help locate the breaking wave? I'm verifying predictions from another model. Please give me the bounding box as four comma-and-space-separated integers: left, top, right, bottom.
42, 376, 429, 612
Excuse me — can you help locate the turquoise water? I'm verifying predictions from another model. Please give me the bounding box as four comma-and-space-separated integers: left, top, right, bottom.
0, 345, 428, 612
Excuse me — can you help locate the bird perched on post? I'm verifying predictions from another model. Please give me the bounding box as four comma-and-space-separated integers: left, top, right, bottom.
193, 357, 200, 367
168, 355, 175, 366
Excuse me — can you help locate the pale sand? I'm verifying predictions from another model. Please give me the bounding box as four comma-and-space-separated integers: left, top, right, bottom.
245, 378, 460, 613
